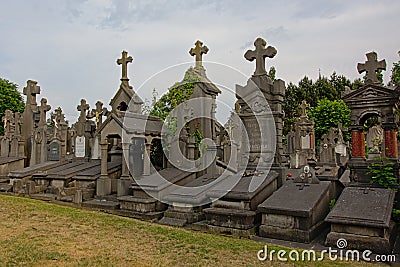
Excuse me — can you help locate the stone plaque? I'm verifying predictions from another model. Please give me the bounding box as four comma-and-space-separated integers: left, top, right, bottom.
301, 134, 310, 149
243, 117, 261, 152
75, 136, 85, 158
48, 142, 60, 161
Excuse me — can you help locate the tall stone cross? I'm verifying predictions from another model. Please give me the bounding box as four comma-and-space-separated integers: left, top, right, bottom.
23, 80, 41, 106
189, 40, 209, 68
117, 50, 133, 81
77, 99, 90, 122
299, 100, 310, 117
38, 98, 51, 126
357, 51, 386, 84
245, 37, 277, 76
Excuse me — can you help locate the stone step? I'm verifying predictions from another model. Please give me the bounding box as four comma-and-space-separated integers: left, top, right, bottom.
159, 217, 187, 227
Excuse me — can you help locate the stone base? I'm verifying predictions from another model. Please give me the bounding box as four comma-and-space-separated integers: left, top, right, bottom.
30, 193, 57, 201
159, 206, 205, 227
204, 207, 258, 230
82, 199, 120, 211
117, 177, 132, 197
325, 222, 396, 254
192, 220, 257, 238
259, 220, 328, 243
112, 209, 164, 221
96, 176, 111, 196
117, 195, 167, 213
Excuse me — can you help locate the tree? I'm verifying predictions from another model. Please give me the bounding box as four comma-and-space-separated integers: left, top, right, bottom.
0, 78, 25, 135
390, 55, 400, 85
308, 99, 351, 144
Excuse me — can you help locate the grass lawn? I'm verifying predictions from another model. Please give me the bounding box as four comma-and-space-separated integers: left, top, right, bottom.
0, 194, 379, 266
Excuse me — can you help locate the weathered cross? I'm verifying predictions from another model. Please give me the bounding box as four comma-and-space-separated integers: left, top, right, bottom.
14, 112, 23, 136
189, 40, 209, 68
117, 50, 133, 81
38, 98, 51, 126
92, 100, 108, 127
77, 99, 90, 122
245, 37, 277, 76
299, 100, 310, 117
357, 51, 386, 84
23, 80, 41, 106
3, 110, 13, 135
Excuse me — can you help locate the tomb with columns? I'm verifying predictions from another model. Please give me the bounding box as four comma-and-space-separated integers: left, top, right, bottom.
192, 37, 285, 236
325, 51, 399, 254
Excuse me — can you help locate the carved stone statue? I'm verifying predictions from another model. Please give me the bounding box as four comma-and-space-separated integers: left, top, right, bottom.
366, 125, 383, 153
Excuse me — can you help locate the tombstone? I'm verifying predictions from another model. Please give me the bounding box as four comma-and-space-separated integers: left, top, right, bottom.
48, 141, 60, 161
288, 100, 316, 168
30, 98, 51, 166
258, 165, 331, 243
325, 51, 399, 254
192, 37, 285, 236
90, 101, 109, 159
73, 99, 96, 160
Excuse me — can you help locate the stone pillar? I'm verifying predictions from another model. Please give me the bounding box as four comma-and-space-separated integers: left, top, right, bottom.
117, 142, 131, 197
351, 129, 365, 157
384, 128, 398, 158
143, 140, 151, 176
96, 138, 111, 196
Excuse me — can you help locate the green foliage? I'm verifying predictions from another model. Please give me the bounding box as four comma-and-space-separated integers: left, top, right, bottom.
268, 66, 276, 81
0, 78, 25, 135
367, 157, 398, 192
150, 68, 200, 121
308, 99, 351, 144
283, 72, 355, 136
329, 199, 336, 210
390, 60, 400, 85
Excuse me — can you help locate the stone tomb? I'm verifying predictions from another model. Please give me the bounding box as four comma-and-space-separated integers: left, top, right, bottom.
325, 187, 396, 254
258, 165, 331, 243
117, 168, 195, 220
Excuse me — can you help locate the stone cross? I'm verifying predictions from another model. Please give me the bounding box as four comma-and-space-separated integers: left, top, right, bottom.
23, 80, 41, 106
299, 100, 310, 117
14, 112, 23, 136
357, 51, 386, 84
77, 99, 90, 122
92, 101, 108, 127
189, 40, 209, 68
3, 109, 13, 135
245, 37, 277, 76
38, 98, 51, 126
117, 50, 133, 81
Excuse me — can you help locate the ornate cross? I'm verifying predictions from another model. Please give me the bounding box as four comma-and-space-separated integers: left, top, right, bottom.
77, 99, 90, 122
357, 51, 386, 84
38, 98, 51, 126
189, 40, 209, 68
245, 37, 277, 76
23, 80, 41, 106
299, 100, 310, 117
117, 50, 133, 81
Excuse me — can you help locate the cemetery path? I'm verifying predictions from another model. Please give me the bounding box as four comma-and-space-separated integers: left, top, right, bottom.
0, 195, 377, 266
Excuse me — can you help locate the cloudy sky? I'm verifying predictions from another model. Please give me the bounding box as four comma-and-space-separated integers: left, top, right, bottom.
1, 0, 399, 124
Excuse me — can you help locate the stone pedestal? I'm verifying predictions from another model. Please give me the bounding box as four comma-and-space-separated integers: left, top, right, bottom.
258, 180, 331, 243
117, 176, 131, 197
325, 187, 396, 254
96, 175, 111, 196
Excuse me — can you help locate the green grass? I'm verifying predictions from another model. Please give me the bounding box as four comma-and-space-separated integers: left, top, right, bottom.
0, 194, 379, 266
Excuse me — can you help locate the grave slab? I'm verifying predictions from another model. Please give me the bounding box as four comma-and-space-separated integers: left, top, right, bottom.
325, 187, 396, 254
258, 180, 331, 243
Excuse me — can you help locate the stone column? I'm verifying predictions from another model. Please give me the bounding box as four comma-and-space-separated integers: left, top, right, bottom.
351, 129, 365, 157
117, 142, 131, 197
384, 128, 398, 158
96, 138, 111, 196
143, 139, 151, 176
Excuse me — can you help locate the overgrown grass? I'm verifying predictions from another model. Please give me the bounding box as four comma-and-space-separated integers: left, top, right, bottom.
0, 195, 378, 266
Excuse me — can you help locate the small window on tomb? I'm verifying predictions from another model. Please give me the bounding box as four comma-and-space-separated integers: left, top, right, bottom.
117, 101, 128, 111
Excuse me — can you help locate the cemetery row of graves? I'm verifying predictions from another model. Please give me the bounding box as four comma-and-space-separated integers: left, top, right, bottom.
1, 37, 400, 255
